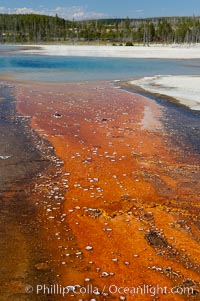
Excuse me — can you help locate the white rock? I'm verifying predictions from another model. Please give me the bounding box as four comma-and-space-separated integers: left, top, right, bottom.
85, 246, 93, 251
101, 272, 110, 277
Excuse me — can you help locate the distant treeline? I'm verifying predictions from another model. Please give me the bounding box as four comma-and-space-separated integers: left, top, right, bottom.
1, 14, 200, 44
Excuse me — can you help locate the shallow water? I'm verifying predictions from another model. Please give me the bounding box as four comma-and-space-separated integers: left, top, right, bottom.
0, 86, 57, 300
1, 45, 200, 81
123, 85, 200, 154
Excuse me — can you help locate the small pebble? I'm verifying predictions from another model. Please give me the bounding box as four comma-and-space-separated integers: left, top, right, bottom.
85, 246, 93, 251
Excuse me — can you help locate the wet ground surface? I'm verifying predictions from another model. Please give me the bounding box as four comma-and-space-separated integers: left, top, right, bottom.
0, 85, 48, 191
0, 79, 200, 301
121, 84, 200, 155
0, 84, 59, 301
12, 80, 200, 301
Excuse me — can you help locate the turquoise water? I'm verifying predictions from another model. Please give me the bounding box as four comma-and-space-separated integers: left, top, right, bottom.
0, 45, 200, 81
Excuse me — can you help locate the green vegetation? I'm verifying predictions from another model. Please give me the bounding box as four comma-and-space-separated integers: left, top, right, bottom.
1, 14, 200, 44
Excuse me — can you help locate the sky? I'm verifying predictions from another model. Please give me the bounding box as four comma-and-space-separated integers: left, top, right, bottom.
0, 0, 200, 20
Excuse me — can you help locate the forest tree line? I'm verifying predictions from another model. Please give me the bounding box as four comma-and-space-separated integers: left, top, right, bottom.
1, 14, 200, 44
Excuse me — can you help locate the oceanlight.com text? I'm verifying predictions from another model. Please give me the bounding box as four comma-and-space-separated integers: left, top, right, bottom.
25, 283, 194, 297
